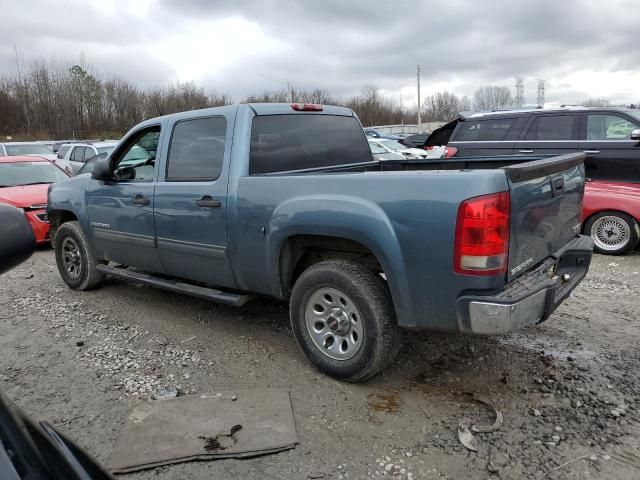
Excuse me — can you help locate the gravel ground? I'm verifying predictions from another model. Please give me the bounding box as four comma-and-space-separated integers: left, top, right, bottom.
1, 248, 640, 479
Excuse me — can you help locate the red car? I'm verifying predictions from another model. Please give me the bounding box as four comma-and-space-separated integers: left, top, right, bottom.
582, 180, 640, 255
0, 156, 69, 243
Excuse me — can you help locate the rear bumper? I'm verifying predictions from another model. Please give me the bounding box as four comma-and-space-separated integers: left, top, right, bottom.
456, 235, 593, 335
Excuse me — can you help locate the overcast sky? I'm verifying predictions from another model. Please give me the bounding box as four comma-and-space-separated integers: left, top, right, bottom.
2, 0, 639, 107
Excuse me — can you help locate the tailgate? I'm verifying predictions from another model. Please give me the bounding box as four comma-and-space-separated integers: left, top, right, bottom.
503, 153, 586, 281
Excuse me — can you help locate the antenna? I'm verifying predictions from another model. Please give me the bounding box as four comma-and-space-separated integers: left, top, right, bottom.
537, 79, 545, 107
514, 75, 524, 108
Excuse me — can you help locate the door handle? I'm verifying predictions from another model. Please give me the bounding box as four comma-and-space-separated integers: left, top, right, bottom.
518, 149, 534, 153
583, 150, 600, 154
132, 194, 150, 206
196, 195, 221, 208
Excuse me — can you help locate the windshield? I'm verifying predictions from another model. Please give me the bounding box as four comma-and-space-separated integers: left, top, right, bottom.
628, 110, 640, 123
97, 146, 116, 155
5, 144, 53, 156
368, 142, 387, 154
0, 161, 68, 187
378, 139, 406, 152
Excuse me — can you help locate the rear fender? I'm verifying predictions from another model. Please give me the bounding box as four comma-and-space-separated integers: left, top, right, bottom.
267, 195, 414, 327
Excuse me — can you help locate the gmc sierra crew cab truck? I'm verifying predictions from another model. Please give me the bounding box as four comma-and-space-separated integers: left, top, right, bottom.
47, 103, 593, 382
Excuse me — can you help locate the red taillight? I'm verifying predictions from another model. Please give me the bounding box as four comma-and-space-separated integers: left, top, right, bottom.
445, 146, 458, 158
290, 103, 323, 111
454, 191, 510, 276
423, 146, 434, 151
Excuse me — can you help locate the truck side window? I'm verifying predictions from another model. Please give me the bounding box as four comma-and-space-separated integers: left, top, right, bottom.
111, 127, 160, 183
525, 115, 576, 140
455, 118, 515, 141
586, 114, 639, 140
166, 117, 226, 181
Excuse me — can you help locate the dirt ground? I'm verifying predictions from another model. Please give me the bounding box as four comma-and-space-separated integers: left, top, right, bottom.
1, 248, 639, 480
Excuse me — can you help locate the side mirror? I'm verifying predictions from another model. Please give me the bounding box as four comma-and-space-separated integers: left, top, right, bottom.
631, 129, 640, 141
91, 158, 111, 181
0, 204, 36, 275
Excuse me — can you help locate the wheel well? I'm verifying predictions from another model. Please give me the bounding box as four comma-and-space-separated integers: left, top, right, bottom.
48, 210, 78, 239
280, 235, 383, 294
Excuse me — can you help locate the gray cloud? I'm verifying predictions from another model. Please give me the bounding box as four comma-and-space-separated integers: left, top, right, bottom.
2, 0, 638, 104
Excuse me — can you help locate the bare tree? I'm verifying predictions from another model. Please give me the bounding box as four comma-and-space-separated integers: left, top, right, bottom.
422, 91, 467, 121
581, 98, 610, 108
473, 85, 514, 111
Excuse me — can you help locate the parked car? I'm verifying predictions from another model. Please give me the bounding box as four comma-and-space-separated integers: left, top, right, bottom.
48, 103, 592, 382
363, 128, 403, 141
0, 156, 69, 243
424, 107, 640, 182
51, 140, 80, 154
56, 141, 119, 174
0, 142, 57, 162
368, 138, 443, 159
75, 152, 109, 176
400, 133, 430, 148
368, 140, 406, 161
582, 180, 640, 255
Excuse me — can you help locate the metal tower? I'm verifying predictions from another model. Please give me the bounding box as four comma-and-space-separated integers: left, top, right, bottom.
514, 76, 524, 108
537, 79, 545, 107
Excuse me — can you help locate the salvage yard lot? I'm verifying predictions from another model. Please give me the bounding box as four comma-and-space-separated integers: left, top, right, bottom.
1, 249, 640, 480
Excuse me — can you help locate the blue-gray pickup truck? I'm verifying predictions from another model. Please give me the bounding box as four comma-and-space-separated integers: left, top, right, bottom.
47, 103, 593, 382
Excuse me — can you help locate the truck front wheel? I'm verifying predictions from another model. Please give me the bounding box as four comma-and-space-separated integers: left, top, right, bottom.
54, 221, 104, 290
290, 259, 399, 382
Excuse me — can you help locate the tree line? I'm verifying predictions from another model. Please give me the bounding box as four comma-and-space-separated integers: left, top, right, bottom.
1, 56, 633, 140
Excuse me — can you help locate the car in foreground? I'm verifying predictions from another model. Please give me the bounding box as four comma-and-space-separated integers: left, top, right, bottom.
582, 180, 640, 255
0, 142, 57, 162
424, 106, 640, 182
368, 138, 443, 159
56, 141, 120, 174
0, 156, 69, 243
368, 140, 406, 161
48, 103, 592, 382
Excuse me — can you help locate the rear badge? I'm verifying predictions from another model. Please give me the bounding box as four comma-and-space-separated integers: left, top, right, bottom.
510, 257, 534, 276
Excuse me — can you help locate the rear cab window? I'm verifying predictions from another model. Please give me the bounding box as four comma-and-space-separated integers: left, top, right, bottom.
249, 114, 372, 174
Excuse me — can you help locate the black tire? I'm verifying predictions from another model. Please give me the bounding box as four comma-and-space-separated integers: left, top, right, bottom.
290, 259, 400, 382
585, 211, 639, 255
54, 221, 104, 290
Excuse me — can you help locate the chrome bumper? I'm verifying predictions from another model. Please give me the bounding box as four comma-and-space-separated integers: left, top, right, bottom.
456, 235, 593, 335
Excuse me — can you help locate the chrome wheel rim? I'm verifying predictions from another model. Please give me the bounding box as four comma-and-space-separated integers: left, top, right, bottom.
305, 287, 364, 361
62, 237, 82, 279
592, 216, 631, 252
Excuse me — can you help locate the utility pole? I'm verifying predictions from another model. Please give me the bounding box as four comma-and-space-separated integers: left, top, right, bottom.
416, 65, 421, 131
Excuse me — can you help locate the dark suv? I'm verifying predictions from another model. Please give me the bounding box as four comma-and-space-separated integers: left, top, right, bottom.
425, 107, 640, 181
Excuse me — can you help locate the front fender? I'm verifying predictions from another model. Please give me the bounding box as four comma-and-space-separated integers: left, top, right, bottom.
47, 177, 90, 234
266, 194, 414, 327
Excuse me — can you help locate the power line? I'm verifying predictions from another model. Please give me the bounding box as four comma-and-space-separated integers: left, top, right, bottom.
380, 79, 416, 96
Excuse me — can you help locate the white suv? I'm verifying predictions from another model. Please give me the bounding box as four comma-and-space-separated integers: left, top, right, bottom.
56, 141, 119, 174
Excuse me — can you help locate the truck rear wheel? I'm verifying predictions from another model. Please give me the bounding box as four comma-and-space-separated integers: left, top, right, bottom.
290, 259, 399, 382
54, 221, 104, 290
